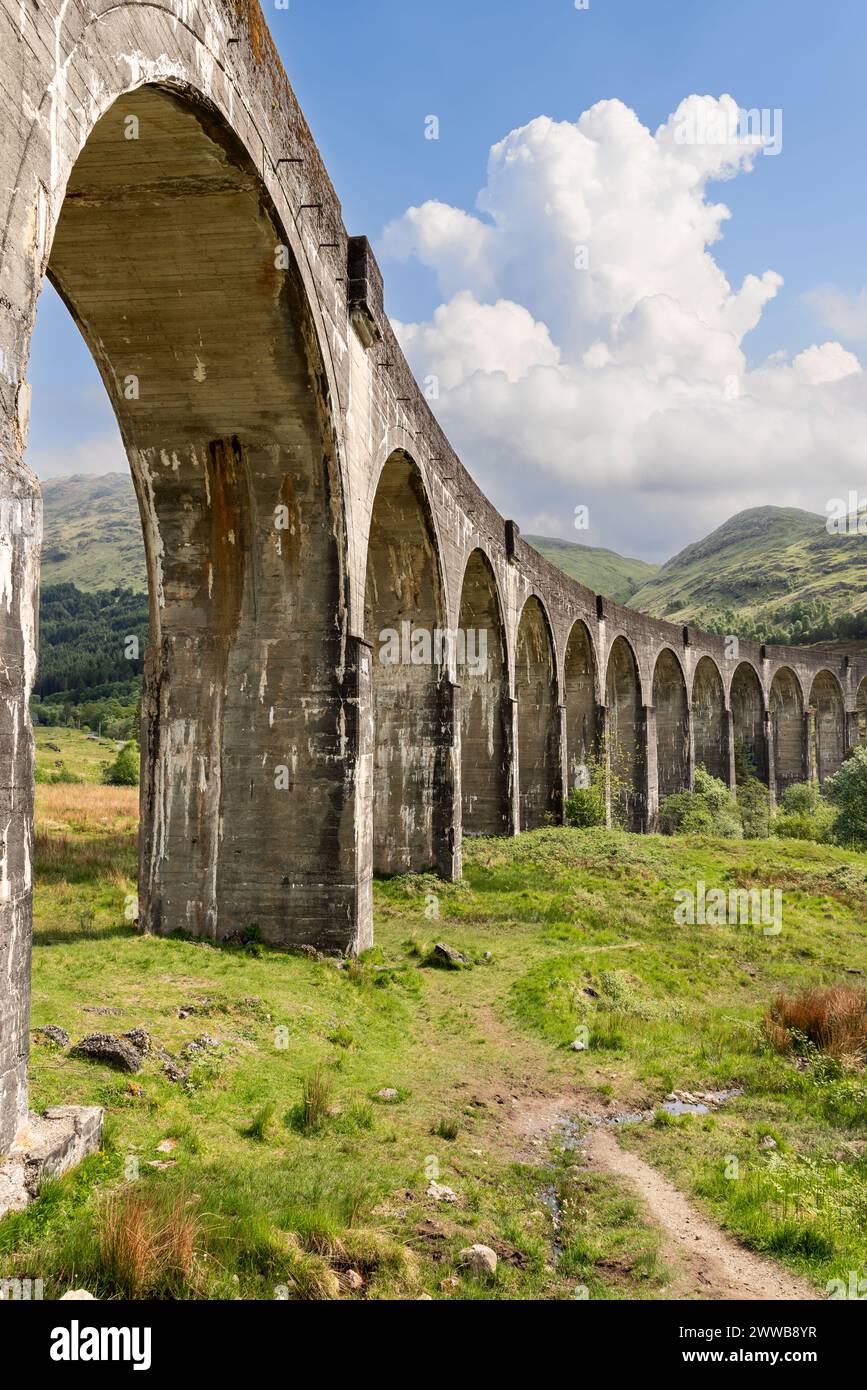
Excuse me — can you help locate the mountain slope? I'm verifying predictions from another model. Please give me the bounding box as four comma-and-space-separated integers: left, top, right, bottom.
525, 534, 658, 604
41, 473, 146, 592
628, 505, 867, 631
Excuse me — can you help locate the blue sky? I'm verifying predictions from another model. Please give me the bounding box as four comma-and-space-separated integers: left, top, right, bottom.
28, 0, 867, 559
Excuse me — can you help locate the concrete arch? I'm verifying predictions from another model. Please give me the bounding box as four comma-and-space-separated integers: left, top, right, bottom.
730, 662, 769, 784
458, 549, 510, 836
364, 450, 450, 874
770, 667, 807, 793
363, 425, 453, 636
691, 656, 728, 782
564, 619, 599, 790
515, 594, 560, 830
809, 670, 846, 784
47, 83, 358, 952
652, 647, 690, 802
605, 635, 645, 830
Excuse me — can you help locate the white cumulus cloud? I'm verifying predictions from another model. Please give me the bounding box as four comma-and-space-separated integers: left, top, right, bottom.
380, 95, 864, 560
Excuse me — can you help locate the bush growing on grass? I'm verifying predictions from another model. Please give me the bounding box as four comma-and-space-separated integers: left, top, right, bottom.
658, 767, 741, 838
564, 751, 607, 828
737, 775, 771, 839
763, 985, 867, 1062
35, 765, 83, 785
102, 740, 140, 786
773, 781, 835, 843
824, 746, 867, 849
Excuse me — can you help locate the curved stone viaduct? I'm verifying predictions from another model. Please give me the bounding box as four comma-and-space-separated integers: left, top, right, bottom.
1, 0, 866, 1154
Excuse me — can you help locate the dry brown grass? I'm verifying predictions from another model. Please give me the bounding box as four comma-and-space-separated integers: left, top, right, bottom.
36, 782, 138, 836
763, 984, 867, 1061
97, 1189, 201, 1299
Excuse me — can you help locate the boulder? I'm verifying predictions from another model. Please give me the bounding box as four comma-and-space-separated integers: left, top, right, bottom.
459, 1244, 498, 1278
431, 942, 469, 970
71, 1033, 143, 1073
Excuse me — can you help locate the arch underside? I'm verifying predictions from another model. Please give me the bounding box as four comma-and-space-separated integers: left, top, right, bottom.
48, 85, 354, 947
692, 657, 727, 781
731, 664, 768, 784
365, 453, 451, 873
459, 551, 510, 836
564, 621, 598, 790
516, 598, 558, 830
811, 672, 845, 784
653, 650, 689, 801
771, 668, 806, 792
606, 637, 645, 830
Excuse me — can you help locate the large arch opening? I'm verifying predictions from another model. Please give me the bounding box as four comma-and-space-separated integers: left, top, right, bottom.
730, 663, 768, 784
810, 671, 846, 784
652, 648, 689, 801
364, 452, 447, 873
457, 550, 509, 836
858, 676, 867, 745
770, 667, 806, 793
515, 596, 559, 830
564, 620, 598, 790
41, 85, 353, 949
692, 656, 727, 781
605, 636, 645, 830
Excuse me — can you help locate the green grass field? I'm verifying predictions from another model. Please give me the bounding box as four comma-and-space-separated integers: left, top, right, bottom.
2, 737, 866, 1300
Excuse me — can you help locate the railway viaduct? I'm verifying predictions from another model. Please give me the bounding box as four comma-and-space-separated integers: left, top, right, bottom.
1, 0, 866, 1157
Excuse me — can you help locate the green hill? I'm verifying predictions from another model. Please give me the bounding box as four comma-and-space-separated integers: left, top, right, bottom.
41, 472, 146, 592
628, 505, 867, 642
525, 534, 659, 604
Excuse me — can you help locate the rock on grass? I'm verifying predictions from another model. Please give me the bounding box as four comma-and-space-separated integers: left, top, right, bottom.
71, 1033, 144, 1073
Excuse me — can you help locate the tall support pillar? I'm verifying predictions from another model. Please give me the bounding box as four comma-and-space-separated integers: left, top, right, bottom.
643, 704, 659, 830
556, 702, 568, 824
599, 703, 613, 828
347, 637, 374, 952
434, 676, 462, 881
0, 448, 41, 1157
765, 711, 777, 807
806, 709, 818, 784
507, 695, 520, 835
723, 707, 737, 789
845, 709, 860, 755
686, 702, 697, 791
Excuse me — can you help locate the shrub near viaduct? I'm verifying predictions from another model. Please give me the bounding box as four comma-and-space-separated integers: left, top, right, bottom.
1, 0, 866, 1155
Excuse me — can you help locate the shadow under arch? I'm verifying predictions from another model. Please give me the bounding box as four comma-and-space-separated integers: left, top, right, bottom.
770, 667, 806, 793
730, 662, 768, 784
563, 618, 599, 791
809, 670, 846, 784
457, 548, 510, 836
652, 647, 690, 802
605, 635, 645, 830
363, 449, 450, 874
691, 655, 728, 782
515, 594, 559, 830
42, 83, 356, 949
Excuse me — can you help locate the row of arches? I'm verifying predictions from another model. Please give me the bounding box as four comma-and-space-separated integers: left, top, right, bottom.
366, 454, 860, 859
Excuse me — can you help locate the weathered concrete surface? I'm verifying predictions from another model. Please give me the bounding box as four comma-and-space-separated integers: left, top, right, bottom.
1, 0, 867, 1156
0, 1106, 103, 1217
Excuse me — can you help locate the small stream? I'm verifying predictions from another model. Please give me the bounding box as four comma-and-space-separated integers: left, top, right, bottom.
535, 1090, 743, 1263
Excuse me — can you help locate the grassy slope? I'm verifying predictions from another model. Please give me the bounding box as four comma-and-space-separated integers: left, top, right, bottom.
3, 753, 866, 1300
35, 726, 123, 782
41, 474, 146, 593
524, 534, 658, 604
629, 505, 867, 626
